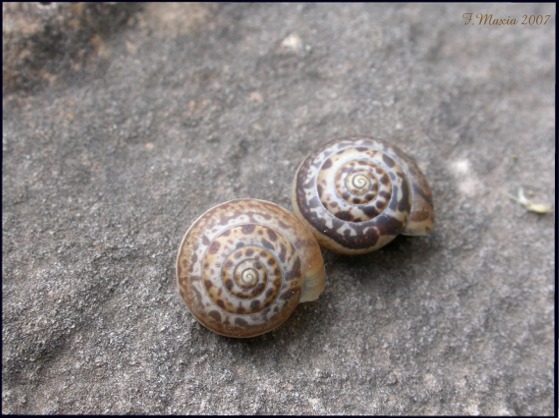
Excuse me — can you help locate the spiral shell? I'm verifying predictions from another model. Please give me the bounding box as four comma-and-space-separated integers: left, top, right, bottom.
176, 199, 326, 338
292, 136, 435, 255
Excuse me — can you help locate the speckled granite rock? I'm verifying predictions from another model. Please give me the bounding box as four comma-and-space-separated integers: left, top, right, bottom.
2, 3, 555, 415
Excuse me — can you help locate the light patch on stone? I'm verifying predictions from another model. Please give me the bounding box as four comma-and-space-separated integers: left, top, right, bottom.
142, 3, 216, 36
450, 159, 470, 175
448, 158, 483, 197
280, 33, 304, 54
464, 401, 480, 416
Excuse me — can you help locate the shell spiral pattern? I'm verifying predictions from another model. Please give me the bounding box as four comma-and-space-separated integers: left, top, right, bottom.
177, 199, 326, 338
292, 136, 435, 255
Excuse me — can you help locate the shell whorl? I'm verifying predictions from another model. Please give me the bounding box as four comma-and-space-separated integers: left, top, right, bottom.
292, 136, 435, 255
177, 199, 326, 338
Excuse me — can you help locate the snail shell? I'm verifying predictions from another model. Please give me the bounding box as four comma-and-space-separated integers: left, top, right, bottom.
292, 136, 435, 255
176, 198, 326, 338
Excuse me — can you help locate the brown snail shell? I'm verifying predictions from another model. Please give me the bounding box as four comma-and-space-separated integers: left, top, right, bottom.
292, 136, 435, 255
176, 198, 326, 338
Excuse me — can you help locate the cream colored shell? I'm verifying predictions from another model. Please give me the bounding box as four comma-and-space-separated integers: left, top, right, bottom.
292, 136, 435, 255
177, 198, 326, 338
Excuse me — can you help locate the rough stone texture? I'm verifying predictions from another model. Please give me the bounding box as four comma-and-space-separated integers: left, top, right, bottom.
2, 3, 555, 415
2, 2, 140, 94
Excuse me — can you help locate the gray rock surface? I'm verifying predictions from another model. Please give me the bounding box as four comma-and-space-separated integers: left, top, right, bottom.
2, 3, 555, 415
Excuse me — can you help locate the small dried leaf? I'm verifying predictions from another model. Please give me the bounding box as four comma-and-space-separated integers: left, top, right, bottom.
509, 188, 553, 215
524, 202, 553, 214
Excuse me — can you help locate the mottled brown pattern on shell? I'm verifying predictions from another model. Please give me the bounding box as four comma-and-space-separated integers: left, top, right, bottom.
176, 199, 325, 338
292, 136, 435, 255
